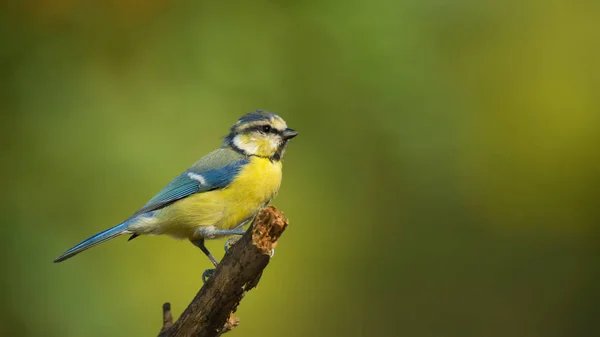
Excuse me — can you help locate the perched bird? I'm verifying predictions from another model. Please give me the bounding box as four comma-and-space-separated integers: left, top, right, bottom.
54, 110, 298, 269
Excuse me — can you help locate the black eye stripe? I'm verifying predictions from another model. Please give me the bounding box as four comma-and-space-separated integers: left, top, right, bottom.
245, 125, 283, 135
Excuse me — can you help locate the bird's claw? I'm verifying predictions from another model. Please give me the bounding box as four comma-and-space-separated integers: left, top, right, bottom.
202, 268, 215, 283
224, 237, 241, 255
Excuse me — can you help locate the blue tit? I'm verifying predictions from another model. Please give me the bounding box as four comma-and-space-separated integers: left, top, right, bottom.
54, 110, 298, 267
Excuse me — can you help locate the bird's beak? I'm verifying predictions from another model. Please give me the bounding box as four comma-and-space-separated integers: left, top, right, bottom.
283, 128, 299, 140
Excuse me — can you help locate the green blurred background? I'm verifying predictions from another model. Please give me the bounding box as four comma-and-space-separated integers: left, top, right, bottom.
1, 0, 599, 336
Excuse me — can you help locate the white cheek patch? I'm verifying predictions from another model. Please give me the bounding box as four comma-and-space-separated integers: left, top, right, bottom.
187, 172, 207, 185
233, 134, 259, 155
268, 135, 280, 152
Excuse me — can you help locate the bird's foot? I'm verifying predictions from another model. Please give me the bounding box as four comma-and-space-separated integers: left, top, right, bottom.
224, 237, 241, 255
202, 268, 215, 283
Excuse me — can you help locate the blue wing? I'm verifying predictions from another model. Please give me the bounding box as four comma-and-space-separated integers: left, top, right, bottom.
53, 148, 249, 261
128, 148, 249, 218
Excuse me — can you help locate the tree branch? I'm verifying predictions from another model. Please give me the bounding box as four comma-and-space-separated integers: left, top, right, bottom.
158, 206, 289, 337
160, 303, 174, 334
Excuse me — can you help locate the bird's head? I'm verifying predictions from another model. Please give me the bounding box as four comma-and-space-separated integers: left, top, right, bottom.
223, 110, 298, 160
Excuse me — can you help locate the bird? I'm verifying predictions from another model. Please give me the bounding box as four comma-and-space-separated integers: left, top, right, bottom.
54, 110, 298, 271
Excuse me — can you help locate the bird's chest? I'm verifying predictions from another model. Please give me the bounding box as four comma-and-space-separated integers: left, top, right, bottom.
220, 157, 282, 225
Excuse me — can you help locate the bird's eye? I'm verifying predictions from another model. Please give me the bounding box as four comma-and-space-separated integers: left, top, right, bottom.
262, 125, 271, 133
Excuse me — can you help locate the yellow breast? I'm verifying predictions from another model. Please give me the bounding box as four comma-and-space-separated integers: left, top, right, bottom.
218, 156, 283, 228
152, 156, 283, 238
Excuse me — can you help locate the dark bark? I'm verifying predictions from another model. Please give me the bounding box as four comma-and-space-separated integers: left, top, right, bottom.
158, 206, 288, 337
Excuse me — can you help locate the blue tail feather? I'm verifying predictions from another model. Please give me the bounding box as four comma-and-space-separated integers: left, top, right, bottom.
53, 222, 130, 263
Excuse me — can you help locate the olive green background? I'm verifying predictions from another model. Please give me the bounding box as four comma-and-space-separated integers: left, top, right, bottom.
1, 1, 599, 336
